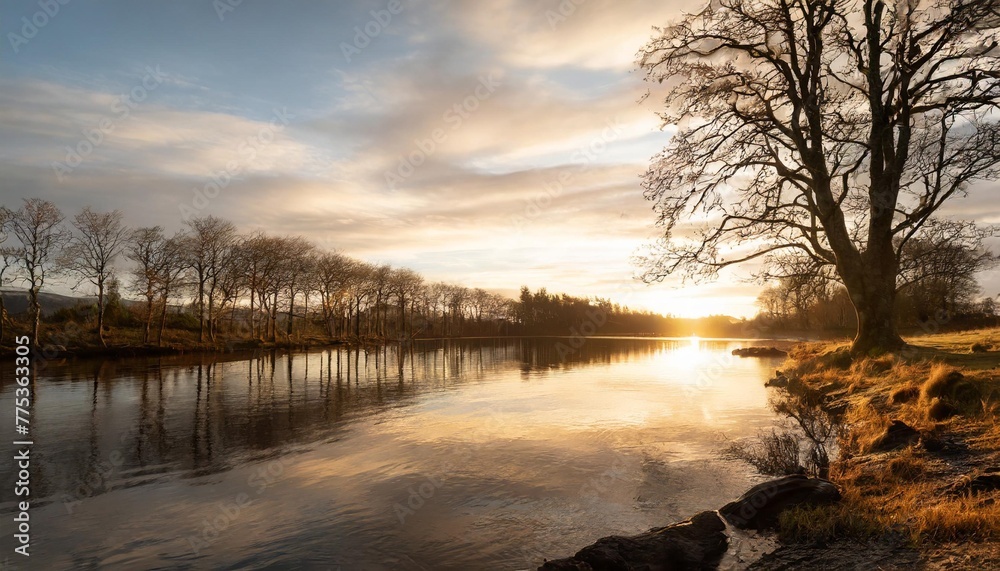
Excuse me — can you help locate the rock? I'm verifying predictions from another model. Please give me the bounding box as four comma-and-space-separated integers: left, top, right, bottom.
538, 511, 728, 571
951, 468, 1000, 495
765, 371, 789, 388
719, 475, 841, 530
969, 472, 1000, 492
746, 535, 919, 570
920, 433, 968, 457
732, 346, 788, 358
869, 420, 920, 453
926, 398, 958, 421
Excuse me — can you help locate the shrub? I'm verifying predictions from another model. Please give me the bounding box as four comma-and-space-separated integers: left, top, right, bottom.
890, 385, 920, 405
723, 430, 802, 476
927, 397, 958, 421
922, 365, 964, 401
165, 309, 201, 331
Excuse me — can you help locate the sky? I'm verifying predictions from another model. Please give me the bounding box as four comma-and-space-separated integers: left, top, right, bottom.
1, 0, 998, 319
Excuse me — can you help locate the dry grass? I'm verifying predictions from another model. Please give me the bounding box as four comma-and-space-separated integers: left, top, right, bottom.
890, 385, 920, 405
921, 364, 963, 401
777, 327, 1000, 546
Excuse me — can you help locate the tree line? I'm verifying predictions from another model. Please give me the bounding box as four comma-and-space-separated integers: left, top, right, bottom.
754, 220, 998, 332
0, 198, 744, 349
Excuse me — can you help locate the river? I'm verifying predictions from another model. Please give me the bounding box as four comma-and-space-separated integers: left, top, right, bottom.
0, 337, 786, 570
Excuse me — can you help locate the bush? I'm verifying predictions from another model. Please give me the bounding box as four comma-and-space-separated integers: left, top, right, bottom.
165, 309, 201, 331
890, 385, 920, 405
927, 397, 958, 421
922, 365, 964, 401
724, 429, 802, 476
49, 303, 95, 324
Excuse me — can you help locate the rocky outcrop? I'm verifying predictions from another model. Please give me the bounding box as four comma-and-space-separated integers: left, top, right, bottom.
868, 420, 921, 453
732, 347, 788, 358
538, 476, 841, 570
765, 370, 789, 388
950, 467, 1000, 495
538, 511, 728, 571
719, 475, 841, 530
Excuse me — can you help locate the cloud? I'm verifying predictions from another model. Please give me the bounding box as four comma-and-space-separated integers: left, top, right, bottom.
0, 0, 799, 318
442, 0, 687, 71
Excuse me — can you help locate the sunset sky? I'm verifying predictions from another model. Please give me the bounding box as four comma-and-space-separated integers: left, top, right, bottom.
2, 0, 998, 318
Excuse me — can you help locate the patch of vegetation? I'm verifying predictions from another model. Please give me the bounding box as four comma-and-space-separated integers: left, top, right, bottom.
724, 430, 802, 476
760, 328, 1000, 546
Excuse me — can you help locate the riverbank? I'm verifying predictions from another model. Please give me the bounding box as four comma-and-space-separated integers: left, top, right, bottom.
537, 326, 1000, 569
754, 327, 1000, 568
0, 325, 360, 360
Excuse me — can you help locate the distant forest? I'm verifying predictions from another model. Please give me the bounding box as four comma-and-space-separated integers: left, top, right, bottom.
0, 198, 995, 349
0, 199, 754, 349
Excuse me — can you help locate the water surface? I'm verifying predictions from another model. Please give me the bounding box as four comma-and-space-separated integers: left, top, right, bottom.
0, 337, 785, 570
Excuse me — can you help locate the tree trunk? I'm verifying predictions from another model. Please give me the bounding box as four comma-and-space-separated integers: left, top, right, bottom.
158, 297, 168, 347
851, 294, 904, 355
844, 263, 905, 355
208, 290, 216, 343
143, 295, 153, 344
30, 289, 40, 348
97, 280, 106, 348
198, 278, 205, 343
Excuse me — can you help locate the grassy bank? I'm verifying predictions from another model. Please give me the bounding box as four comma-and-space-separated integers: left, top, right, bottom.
773, 327, 1000, 554
0, 320, 363, 359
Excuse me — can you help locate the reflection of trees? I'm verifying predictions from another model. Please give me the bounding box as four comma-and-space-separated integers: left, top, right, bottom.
10, 339, 733, 503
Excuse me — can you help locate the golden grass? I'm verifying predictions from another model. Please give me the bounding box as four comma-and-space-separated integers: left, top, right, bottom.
777, 327, 1000, 546
920, 364, 963, 401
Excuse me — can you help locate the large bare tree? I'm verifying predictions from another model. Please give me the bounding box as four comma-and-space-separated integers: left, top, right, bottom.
6, 199, 68, 347
638, 0, 1000, 353
61, 207, 131, 346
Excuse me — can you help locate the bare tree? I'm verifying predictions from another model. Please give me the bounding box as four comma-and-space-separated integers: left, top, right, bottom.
6, 199, 68, 346
388, 267, 424, 340
280, 236, 316, 339
315, 251, 354, 338
347, 261, 375, 338
184, 216, 237, 343
0, 209, 15, 344
215, 235, 248, 337
896, 219, 997, 319
128, 226, 167, 344
638, 0, 1000, 354
155, 234, 188, 346
61, 207, 130, 346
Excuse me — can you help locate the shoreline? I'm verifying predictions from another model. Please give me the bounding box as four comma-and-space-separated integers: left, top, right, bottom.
0, 332, 802, 362
539, 327, 1000, 569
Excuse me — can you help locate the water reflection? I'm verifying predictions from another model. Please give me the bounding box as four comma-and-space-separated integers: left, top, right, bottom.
0, 337, 784, 570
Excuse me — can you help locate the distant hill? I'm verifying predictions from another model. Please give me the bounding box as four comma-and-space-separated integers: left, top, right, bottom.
1, 288, 98, 316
